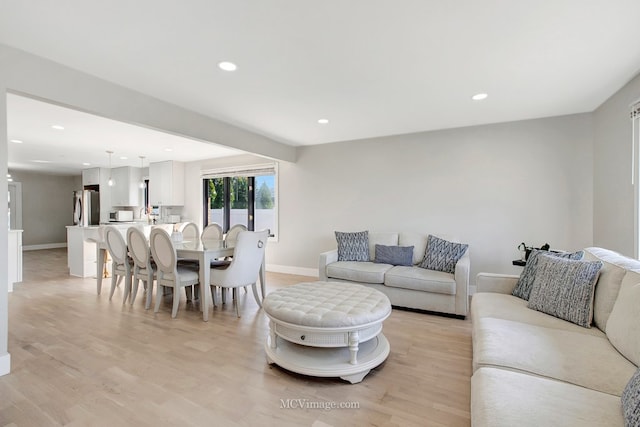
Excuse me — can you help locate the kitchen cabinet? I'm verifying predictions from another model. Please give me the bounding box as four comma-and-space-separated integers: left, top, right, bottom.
82, 167, 100, 186
67, 226, 100, 278
149, 161, 184, 206
111, 166, 141, 206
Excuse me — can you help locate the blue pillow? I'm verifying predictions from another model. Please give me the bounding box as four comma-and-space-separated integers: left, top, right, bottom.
374, 244, 414, 266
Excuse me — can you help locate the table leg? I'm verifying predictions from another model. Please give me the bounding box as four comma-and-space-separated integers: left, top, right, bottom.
348, 331, 360, 365
96, 246, 105, 295
200, 252, 210, 321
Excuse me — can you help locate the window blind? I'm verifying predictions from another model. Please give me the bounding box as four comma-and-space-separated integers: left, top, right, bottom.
201, 163, 276, 179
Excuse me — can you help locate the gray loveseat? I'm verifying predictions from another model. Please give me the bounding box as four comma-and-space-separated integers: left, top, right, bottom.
471, 247, 640, 426
318, 232, 470, 317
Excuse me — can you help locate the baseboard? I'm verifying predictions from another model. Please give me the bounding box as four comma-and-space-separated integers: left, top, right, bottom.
266, 264, 319, 278
23, 243, 67, 251
0, 352, 10, 377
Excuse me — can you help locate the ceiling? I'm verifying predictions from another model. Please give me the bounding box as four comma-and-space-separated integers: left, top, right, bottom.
6, 93, 242, 174
2, 1, 640, 170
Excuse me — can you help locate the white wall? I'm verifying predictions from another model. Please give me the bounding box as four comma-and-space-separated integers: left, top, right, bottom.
10, 171, 78, 248
269, 114, 595, 280
593, 73, 640, 256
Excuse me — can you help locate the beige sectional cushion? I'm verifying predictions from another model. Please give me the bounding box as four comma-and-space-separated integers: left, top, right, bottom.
606, 282, 640, 366
326, 261, 392, 284
367, 232, 398, 262
384, 266, 456, 295
398, 232, 428, 265
471, 367, 624, 427
584, 247, 640, 331
471, 293, 603, 337
473, 317, 636, 396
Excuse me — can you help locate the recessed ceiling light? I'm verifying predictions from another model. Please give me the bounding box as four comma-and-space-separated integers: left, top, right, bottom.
164, 148, 173, 152
82, 162, 91, 166
51, 125, 65, 130
10, 139, 23, 144
318, 119, 329, 124
119, 156, 128, 160
472, 93, 488, 101
7, 178, 12, 182
218, 61, 237, 71
32, 160, 51, 163
6, 174, 11, 178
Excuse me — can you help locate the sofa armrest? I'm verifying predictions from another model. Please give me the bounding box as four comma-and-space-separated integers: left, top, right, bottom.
476, 272, 520, 294
453, 250, 471, 315
319, 249, 338, 281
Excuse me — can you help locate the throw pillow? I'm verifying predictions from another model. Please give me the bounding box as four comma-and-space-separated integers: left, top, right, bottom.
418, 235, 468, 274
512, 249, 585, 300
374, 244, 414, 266
622, 369, 640, 427
335, 231, 369, 262
527, 254, 603, 328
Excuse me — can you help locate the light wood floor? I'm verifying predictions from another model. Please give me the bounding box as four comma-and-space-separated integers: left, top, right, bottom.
1, 248, 472, 427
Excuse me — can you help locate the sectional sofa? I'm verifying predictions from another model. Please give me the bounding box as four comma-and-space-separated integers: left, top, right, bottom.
471, 247, 640, 426
319, 232, 470, 317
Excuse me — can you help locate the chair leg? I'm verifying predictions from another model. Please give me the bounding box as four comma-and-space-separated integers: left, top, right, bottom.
172, 286, 180, 318
209, 285, 217, 308
145, 275, 153, 310
233, 288, 241, 318
108, 274, 118, 301
185, 286, 193, 302
154, 285, 163, 313
129, 277, 139, 305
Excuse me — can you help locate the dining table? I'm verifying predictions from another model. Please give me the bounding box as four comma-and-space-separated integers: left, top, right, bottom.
96, 234, 267, 321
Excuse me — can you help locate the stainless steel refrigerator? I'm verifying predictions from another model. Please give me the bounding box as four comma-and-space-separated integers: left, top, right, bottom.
73, 190, 100, 226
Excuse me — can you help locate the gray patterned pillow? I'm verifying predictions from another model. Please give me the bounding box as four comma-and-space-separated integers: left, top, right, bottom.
374, 244, 414, 266
527, 254, 602, 328
622, 369, 640, 427
418, 235, 468, 274
335, 231, 369, 262
512, 249, 584, 300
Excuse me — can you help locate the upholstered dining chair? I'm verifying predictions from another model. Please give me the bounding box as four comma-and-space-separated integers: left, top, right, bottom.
224, 223, 247, 243
180, 222, 199, 241
209, 230, 268, 317
127, 226, 156, 309
201, 223, 223, 240
104, 225, 133, 304
149, 228, 200, 318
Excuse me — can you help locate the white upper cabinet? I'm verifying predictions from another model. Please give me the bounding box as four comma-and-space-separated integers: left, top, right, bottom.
82, 167, 100, 186
110, 166, 142, 206
149, 161, 184, 206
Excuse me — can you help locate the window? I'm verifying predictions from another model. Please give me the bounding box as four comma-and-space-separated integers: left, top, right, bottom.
202, 164, 277, 238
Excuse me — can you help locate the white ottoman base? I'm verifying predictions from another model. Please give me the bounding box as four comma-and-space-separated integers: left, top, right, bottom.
265, 333, 390, 384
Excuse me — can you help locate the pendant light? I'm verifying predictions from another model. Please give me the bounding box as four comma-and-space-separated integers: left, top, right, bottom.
139, 156, 146, 188
106, 150, 114, 186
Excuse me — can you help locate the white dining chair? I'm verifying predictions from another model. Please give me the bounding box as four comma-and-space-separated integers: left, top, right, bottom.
224, 223, 247, 243
201, 223, 223, 240
127, 226, 156, 309
104, 225, 133, 304
149, 228, 201, 318
180, 222, 200, 241
210, 230, 268, 317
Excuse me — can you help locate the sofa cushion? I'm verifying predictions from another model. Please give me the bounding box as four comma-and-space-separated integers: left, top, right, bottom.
418, 235, 468, 274
384, 266, 456, 295
527, 255, 602, 328
470, 293, 603, 337
398, 232, 428, 265
584, 247, 640, 331
606, 282, 640, 366
473, 317, 637, 396
471, 367, 624, 427
335, 230, 369, 262
622, 368, 640, 427
326, 261, 392, 284
373, 244, 413, 266
512, 249, 584, 301
367, 232, 398, 262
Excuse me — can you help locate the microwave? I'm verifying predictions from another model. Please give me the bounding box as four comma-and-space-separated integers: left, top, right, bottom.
110, 210, 134, 222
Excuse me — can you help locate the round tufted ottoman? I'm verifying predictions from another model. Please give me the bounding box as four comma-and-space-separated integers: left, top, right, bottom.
263, 281, 391, 384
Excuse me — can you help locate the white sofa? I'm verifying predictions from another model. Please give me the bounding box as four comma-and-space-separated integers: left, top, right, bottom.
318, 232, 470, 317
471, 247, 640, 426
